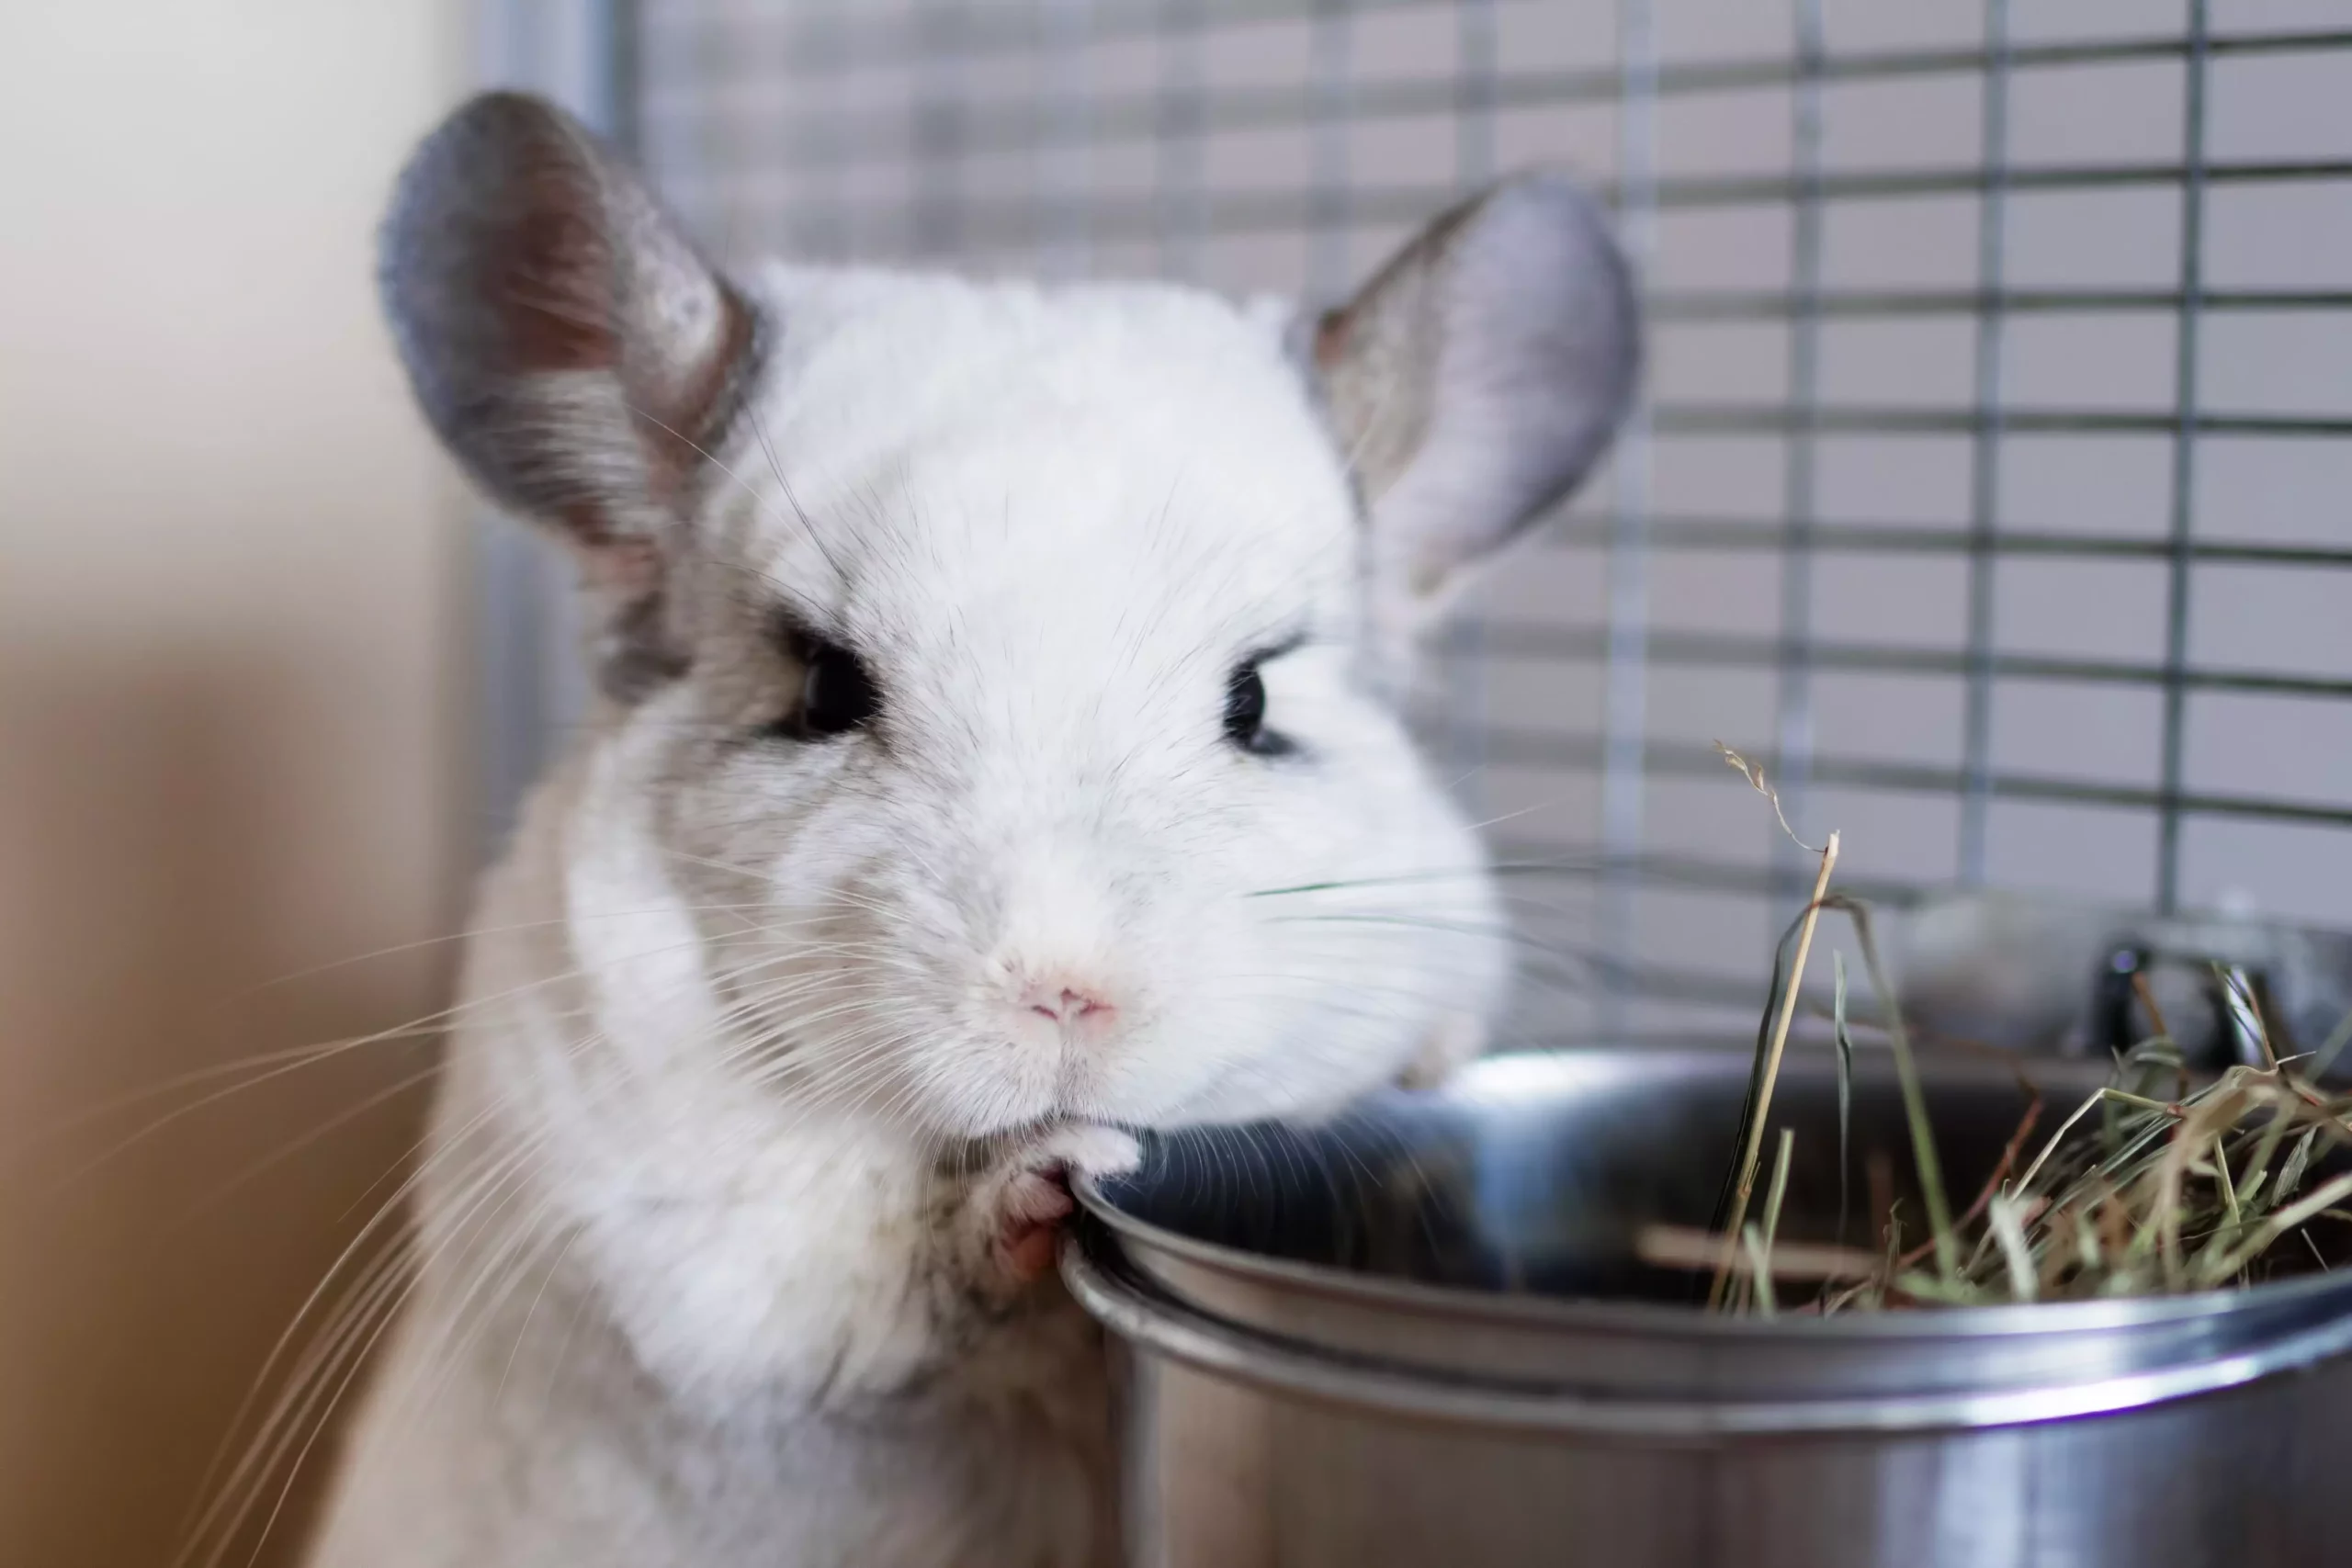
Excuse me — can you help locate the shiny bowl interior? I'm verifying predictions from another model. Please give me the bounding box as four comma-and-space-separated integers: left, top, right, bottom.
1095, 1047, 2146, 1306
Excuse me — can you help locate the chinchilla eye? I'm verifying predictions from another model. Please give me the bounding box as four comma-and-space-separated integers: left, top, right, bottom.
1223, 660, 1293, 758
771, 631, 879, 741
801, 641, 878, 736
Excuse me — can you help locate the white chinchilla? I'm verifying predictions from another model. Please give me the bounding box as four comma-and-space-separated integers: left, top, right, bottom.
303, 92, 1636, 1568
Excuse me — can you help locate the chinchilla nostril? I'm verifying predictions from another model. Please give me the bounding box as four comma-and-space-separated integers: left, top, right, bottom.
1023, 984, 1115, 1024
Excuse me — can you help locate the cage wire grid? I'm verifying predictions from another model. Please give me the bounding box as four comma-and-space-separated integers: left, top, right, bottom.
499, 0, 2352, 1049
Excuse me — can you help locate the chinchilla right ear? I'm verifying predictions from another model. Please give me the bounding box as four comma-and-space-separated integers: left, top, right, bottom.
379, 91, 762, 698
1308, 173, 1641, 644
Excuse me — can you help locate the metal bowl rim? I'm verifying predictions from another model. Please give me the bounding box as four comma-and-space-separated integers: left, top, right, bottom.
1063, 1221, 2352, 1437
1077, 1047, 2352, 1346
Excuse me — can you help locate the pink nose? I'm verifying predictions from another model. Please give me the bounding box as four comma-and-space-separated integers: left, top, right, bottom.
1027, 985, 1114, 1024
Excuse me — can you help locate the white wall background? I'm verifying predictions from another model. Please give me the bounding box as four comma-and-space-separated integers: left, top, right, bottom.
0, 5, 469, 1562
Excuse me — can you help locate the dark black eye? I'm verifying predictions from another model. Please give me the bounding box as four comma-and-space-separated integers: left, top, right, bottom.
790, 637, 878, 739
1223, 661, 1291, 757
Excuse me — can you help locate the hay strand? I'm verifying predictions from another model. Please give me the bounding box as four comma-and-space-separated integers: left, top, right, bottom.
1709, 830, 1842, 1308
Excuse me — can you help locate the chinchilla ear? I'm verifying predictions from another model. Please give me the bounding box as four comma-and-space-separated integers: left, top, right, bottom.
379, 91, 762, 697
1309, 174, 1640, 638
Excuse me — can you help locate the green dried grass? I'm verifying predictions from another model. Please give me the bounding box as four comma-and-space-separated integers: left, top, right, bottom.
1642, 750, 2352, 1314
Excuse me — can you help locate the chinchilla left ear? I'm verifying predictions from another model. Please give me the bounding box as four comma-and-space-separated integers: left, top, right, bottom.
379, 91, 763, 698
1309, 174, 1641, 638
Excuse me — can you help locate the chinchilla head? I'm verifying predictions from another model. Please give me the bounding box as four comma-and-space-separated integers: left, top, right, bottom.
380, 91, 1639, 1143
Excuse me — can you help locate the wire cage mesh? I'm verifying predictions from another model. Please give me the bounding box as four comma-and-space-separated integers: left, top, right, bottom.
493, 0, 2352, 1051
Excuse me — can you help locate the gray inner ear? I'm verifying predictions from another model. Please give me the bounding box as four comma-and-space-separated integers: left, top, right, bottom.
1314, 174, 1640, 612
379, 92, 762, 696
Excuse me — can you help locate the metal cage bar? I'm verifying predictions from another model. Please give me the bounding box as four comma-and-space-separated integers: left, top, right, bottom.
470, 0, 642, 853
1593, 0, 1658, 1043
2155, 0, 2211, 916
646, 29, 2352, 172
1155, 0, 1208, 280
1443, 0, 1499, 816
1768, 0, 1826, 880
1956, 0, 2010, 886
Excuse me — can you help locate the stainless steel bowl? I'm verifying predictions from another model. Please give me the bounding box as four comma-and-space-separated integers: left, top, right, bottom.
1065, 1048, 2352, 1568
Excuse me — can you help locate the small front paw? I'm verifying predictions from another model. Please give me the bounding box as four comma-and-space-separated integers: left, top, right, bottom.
968, 1126, 1141, 1295
1035, 1124, 1144, 1184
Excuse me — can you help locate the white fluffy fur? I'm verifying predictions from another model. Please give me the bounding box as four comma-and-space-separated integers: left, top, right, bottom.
306, 266, 1510, 1566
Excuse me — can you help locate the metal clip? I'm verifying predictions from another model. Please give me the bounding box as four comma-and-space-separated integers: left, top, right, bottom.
2214, 964, 2289, 1070
2092, 944, 2290, 1073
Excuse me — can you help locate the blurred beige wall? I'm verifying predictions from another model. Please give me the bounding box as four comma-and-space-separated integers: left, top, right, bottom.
0, 4, 471, 1563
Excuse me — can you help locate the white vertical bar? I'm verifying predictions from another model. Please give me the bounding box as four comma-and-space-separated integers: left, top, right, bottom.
1040, 0, 1095, 280
469, 0, 631, 858
1155, 0, 1206, 281
2156, 0, 2211, 916
1958, 0, 2013, 886
1306, 0, 1354, 301
1770, 0, 1827, 881
1444, 0, 1499, 823
1597, 0, 1658, 1043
